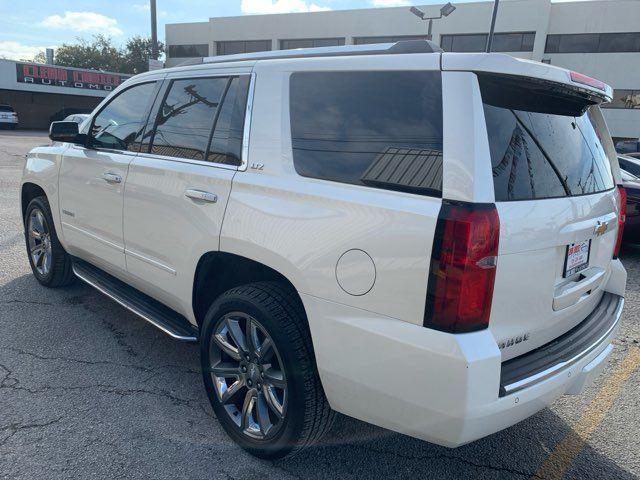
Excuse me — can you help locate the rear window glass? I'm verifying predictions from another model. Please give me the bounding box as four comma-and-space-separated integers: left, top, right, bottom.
0, 106, 14, 112
290, 71, 443, 196
480, 77, 615, 201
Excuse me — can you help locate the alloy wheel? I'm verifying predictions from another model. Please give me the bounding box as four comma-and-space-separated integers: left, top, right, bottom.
208, 312, 287, 440
27, 208, 52, 277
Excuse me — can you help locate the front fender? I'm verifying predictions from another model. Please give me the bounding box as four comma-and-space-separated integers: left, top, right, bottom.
21, 143, 68, 247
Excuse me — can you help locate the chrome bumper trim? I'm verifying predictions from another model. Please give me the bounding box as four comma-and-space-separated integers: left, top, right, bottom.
501, 296, 624, 396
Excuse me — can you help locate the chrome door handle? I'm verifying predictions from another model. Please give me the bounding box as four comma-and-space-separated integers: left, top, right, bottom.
102, 172, 122, 184
184, 189, 217, 203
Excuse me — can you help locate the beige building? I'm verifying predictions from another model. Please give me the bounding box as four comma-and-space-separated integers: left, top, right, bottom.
165, 0, 640, 139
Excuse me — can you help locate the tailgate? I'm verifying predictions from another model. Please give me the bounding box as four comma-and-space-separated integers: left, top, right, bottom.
475, 71, 621, 361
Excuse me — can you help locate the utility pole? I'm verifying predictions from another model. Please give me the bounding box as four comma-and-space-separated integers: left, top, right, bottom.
150, 0, 158, 60
486, 0, 500, 52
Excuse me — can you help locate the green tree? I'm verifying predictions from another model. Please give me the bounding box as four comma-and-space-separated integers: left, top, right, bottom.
122, 36, 165, 75
54, 35, 124, 72
49, 35, 164, 74
31, 51, 47, 64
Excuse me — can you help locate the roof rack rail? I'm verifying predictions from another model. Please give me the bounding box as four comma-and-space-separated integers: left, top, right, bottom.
195, 40, 442, 65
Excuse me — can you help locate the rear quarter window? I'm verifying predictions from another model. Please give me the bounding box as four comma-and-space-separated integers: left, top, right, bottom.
289, 71, 443, 196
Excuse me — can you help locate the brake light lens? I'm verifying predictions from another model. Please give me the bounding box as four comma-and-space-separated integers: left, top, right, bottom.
613, 185, 626, 259
569, 71, 606, 92
424, 201, 500, 333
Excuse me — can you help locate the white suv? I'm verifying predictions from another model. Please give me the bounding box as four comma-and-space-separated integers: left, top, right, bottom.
20, 41, 627, 458
0, 104, 18, 129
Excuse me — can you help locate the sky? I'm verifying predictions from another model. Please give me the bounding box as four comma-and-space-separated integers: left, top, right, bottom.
0, 0, 587, 61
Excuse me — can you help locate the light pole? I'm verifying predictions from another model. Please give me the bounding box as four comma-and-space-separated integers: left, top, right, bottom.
410, 3, 456, 42
485, 0, 500, 52
150, 0, 158, 60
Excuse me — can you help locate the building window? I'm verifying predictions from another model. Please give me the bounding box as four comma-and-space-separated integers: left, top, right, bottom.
440, 32, 535, 52
545, 32, 640, 53
280, 38, 345, 49
602, 89, 640, 109
216, 40, 271, 56
167, 44, 209, 58
353, 35, 428, 45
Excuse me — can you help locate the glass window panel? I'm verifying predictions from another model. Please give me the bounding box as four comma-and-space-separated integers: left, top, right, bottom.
290, 71, 443, 196
598, 33, 640, 53
91, 82, 156, 151
451, 34, 487, 52
207, 76, 250, 166
150, 77, 228, 160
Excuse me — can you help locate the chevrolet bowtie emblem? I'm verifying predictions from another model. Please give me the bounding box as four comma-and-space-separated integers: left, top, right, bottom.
594, 221, 609, 236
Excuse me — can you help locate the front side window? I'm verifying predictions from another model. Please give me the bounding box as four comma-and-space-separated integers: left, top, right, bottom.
290, 71, 443, 196
150, 77, 228, 160
90, 82, 156, 151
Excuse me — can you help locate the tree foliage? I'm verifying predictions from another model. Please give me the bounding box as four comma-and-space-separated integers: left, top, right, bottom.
36, 35, 165, 74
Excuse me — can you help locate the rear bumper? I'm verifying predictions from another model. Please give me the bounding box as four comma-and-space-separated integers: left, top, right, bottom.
303, 292, 623, 447
0, 118, 18, 124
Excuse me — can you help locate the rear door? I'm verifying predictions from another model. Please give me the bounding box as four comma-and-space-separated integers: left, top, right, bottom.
476, 74, 620, 360
58, 81, 159, 273
122, 72, 251, 319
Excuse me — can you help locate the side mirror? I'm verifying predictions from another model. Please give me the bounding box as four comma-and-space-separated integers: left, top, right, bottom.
49, 121, 79, 143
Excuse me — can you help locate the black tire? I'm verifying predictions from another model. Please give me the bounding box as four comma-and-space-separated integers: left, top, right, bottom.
9, 124, 16, 130
24, 196, 75, 287
200, 281, 335, 459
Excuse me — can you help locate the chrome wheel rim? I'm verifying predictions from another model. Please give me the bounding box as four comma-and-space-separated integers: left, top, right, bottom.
27, 208, 52, 277
208, 312, 287, 440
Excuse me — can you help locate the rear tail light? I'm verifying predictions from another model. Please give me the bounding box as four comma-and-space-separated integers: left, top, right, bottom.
613, 185, 626, 259
424, 201, 500, 333
569, 71, 607, 92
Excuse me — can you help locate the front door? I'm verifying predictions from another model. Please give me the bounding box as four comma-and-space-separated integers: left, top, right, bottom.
123, 74, 251, 319
59, 81, 159, 273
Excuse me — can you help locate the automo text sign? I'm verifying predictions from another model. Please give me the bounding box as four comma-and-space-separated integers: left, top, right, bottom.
16, 63, 131, 91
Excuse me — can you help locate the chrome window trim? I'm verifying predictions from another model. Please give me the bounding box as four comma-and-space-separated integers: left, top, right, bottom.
240, 72, 256, 172
140, 72, 252, 170
136, 151, 238, 171
501, 296, 624, 396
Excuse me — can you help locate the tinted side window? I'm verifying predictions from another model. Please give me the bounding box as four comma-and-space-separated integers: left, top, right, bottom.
290, 71, 443, 196
207, 76, 250, 166
90, 82, 156, 151
150, 77, 228, 160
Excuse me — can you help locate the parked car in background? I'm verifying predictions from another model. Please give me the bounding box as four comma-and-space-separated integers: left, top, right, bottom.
0, 104, 18, 129
616, 139, 640, 156
618, 158, 640, 244
618, 154, 640, 177
49, 107, 92, 124
63, 113, 90, 125
21, 41, 627, 459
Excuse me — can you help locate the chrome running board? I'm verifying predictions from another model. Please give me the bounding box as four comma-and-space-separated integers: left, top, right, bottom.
72, 258, 198, 342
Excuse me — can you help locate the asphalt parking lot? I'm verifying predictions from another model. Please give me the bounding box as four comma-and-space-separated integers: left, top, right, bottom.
0, 129, 639, 480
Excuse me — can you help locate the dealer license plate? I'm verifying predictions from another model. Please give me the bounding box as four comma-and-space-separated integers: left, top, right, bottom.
564, 239, 591, 277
